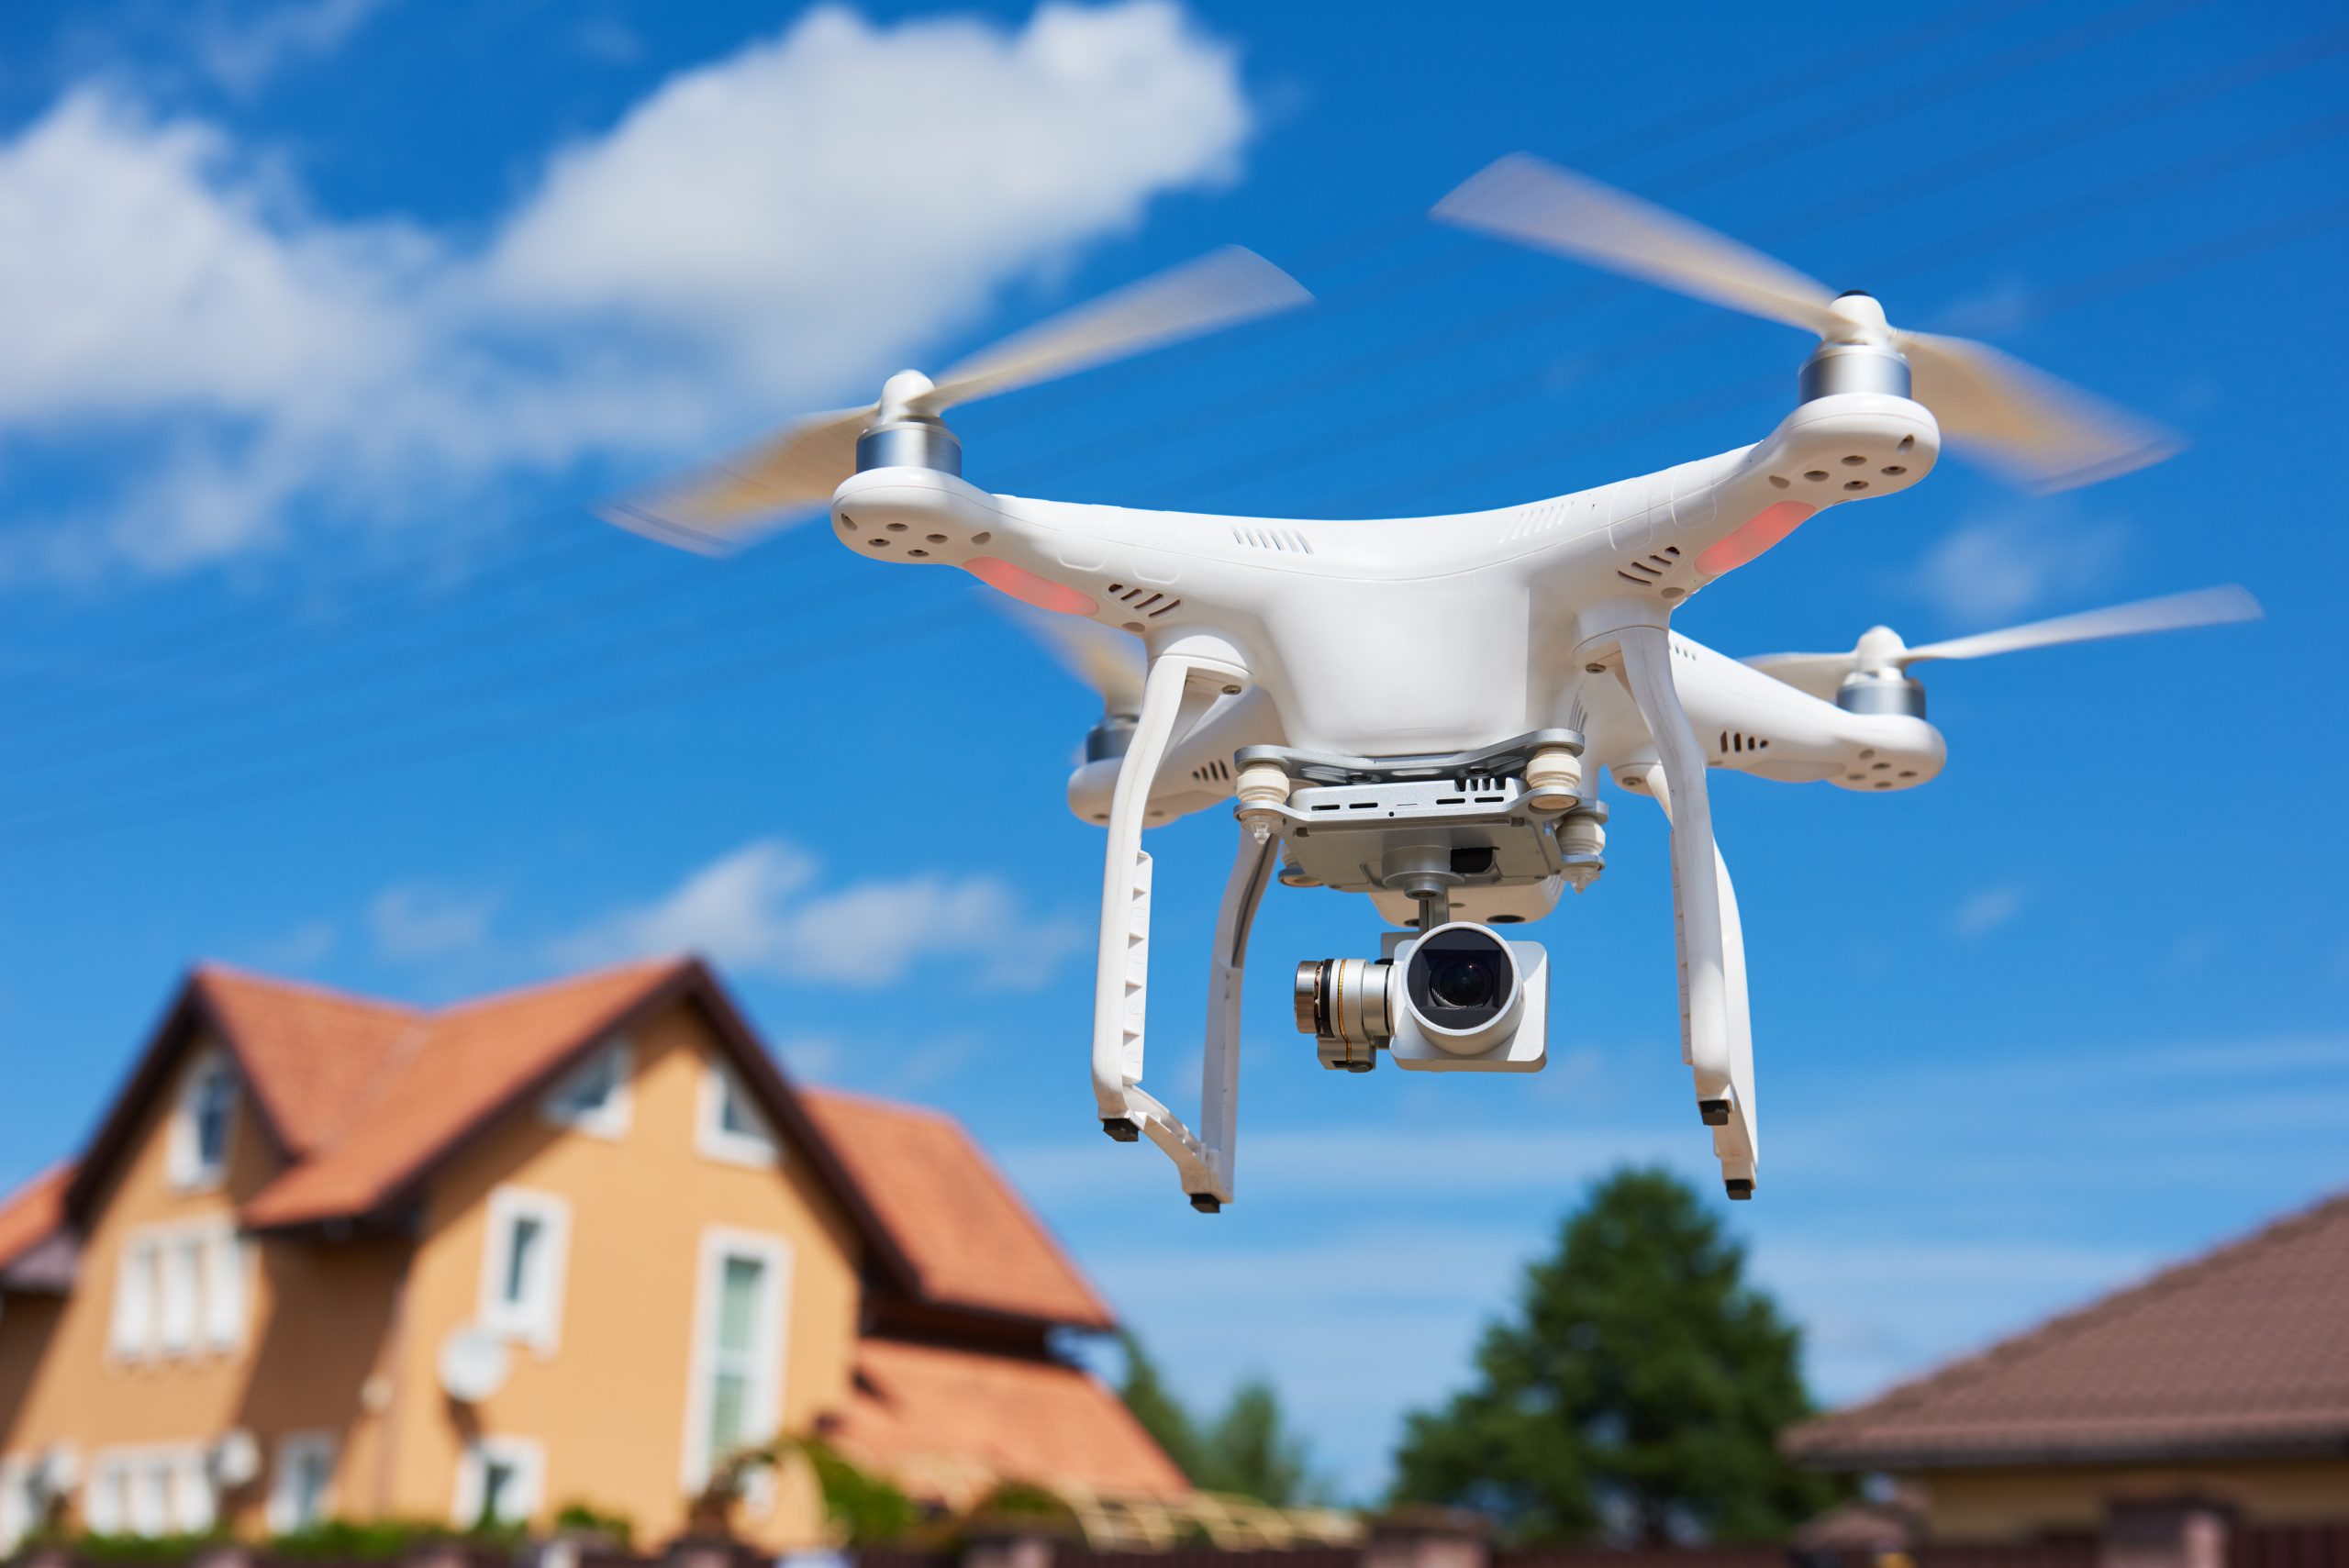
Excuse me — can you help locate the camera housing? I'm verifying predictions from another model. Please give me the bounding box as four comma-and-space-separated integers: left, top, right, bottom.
1294, 921, 1548, 1073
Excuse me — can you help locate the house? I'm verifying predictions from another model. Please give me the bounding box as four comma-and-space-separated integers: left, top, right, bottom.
1786, 1186, 2349, 1542
0, 959, 1183, 1553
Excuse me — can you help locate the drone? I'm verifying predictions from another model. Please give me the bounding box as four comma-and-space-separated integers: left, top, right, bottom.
607, 153, 2259, 1210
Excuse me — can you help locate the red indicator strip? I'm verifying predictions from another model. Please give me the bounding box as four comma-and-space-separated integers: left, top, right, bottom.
1697, 501, 1818, 577
964, 555, 1098, 616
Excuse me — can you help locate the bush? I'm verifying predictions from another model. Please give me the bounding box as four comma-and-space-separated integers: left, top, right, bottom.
551, 1502, 634, 1549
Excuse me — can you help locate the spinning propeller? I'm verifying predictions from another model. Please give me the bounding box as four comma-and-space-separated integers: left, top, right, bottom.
1012, 603, 1146, 722
1743, 584, 2263, 703
1434, 154, 2181, 494
606, 247, 1310, 553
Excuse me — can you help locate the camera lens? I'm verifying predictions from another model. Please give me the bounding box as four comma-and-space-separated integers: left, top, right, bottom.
1404, 923, 1519, 1034
1427, 952, 1498, 1011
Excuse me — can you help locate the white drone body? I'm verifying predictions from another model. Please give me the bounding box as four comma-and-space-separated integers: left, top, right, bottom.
610, 156, 2257, 1210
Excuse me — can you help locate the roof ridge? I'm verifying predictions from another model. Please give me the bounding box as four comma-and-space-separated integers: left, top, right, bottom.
192, 962, 422, 1018
1796, 1184, 2349, 1440
417, 954, 692, 1023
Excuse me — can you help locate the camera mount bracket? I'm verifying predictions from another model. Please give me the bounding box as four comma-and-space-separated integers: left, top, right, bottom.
1235, 728, 1592, 925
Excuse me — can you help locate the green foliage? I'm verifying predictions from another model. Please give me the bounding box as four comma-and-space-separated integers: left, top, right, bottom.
799, 1437, 920, 1544
1117, 1332, 1321, 1506
1194, 1379, 1314, 1506
1117, 1329, 1208, 1480
1389, 1165, 1842, 1545
48, 1531, 229, 1563
551, 1501, 636, 1548
266, 1518, 446, 1560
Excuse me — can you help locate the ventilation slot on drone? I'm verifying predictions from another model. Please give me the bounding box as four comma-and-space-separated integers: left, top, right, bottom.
1230, 525, 1313, 554
1191, 759, 1231, 784
1146, 598, 1183, 618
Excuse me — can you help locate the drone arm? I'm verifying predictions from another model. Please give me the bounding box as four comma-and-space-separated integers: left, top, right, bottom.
1091, 649, 1246, 1127
1615, 627, 1757, 1191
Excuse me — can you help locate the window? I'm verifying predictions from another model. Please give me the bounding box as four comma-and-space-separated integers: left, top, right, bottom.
108, 1224, 247, 1362
540, 1039, 631, 1140
680, 1229, 790, 1496
84, 1448, 210, 1539
168, 1051, 238, 1190
0, 1458, 39, 1554
695, 1062, 779, 1167
267, 1435, 336, 1534
478, 1188, 569, 1353
451, 1438, 541, 1529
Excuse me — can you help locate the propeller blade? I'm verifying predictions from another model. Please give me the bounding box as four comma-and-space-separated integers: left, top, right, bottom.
1903, 584, 2262, 665
599, 406, 868, 555
1738, 651, 1858, 703
1896, 332, 2181, 494
1007, 603, 1146, 715
919, 246, 1309, 414
1434, 154, 2180, 492
1432, 153, 1841, 335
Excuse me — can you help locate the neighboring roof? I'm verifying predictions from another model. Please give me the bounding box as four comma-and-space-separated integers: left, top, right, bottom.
830, 1337, 1186, 1506
0, 1162, 72, 1273
40, 958, 1114, 1331
1787, 1186, 2349, 1470
803, 1088, 1115, 1331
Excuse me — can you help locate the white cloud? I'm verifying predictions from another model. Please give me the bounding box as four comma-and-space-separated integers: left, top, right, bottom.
190, 0, 392, 95
0, 2, 1253, 581
555, 836, 1084, 990
368, 882, 501, 962
1908, 503, 2126, 625
1951, 882, 2025, 939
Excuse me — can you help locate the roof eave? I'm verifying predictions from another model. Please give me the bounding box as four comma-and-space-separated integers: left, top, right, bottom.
1790, 1429, 2349, 1473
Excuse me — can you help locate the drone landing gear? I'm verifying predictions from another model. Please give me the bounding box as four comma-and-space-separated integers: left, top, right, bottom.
1091, 649, 1265, 1210
1614, 624, 1760, 1199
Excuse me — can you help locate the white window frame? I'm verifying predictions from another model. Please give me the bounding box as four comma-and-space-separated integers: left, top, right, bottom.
477, 1186, 570, 1355
0, 1456, 38, 1554
107, 1222, 246, 1363
538, 1038, 632, 1140
678, 1226, 791, 1498
167, 1049, 239, 1192
266, 1432, 337, 1535
451, 1436, 542, 1529
694, 1061, 779, 1168
84, 1446, 210, 1539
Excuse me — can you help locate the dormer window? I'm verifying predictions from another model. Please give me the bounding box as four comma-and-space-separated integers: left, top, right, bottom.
696, 1061, 778, 1168
539, 1039, 631, 1140
168, 1051, 238, 1191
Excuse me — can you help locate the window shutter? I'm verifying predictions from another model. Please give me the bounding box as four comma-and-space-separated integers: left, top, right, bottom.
110, 1240, 155, 1356
203, 1231, 248, 1349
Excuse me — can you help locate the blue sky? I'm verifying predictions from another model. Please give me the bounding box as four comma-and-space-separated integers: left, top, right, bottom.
3, 0, 2344, 1501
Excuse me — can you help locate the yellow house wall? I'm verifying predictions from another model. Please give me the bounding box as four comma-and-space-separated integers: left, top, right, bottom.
381, 999, 864, 1551
0, 1035, 407, 1537
1915, 1458, 2349, 1538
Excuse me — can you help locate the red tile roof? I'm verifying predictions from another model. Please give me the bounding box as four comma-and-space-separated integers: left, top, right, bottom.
239, 960, 688, 1229
1787, 1186, 2349, 1469
0, 1162, 72, 1273
194, 966, 421, 1156
832, 1337, 1186, 1504
30, 959, 1114, 1331
803, 1089, 1115, 1331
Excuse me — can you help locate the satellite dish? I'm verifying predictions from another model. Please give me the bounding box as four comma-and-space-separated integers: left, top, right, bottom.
438, 1326, 511, 1404
208, 1429, 262, 1488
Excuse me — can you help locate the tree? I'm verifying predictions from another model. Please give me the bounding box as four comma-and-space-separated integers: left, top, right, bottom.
1196, 1378, 1314, 1505
1389, 1166, 1838, 1544
1118, 1333, 1320, 1505
1118, 1329, 1208, 1481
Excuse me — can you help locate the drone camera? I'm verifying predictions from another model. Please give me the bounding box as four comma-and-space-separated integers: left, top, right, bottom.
1294, 921, 1548, 1073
